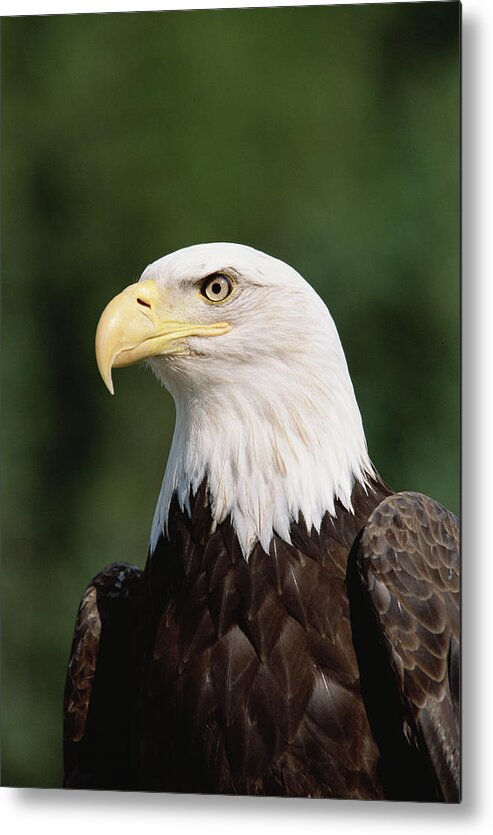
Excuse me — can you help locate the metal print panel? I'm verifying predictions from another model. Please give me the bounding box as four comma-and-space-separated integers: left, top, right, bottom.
1, 2, 460, 799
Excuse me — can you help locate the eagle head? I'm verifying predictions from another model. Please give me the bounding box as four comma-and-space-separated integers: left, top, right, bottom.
95, 243, 373, 556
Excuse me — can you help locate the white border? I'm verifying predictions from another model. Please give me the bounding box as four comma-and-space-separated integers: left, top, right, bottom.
2, 1, 493, 834
1, 0, 450, 17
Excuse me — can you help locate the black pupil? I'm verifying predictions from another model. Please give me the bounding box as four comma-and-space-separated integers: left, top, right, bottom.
211, 282, 222, 295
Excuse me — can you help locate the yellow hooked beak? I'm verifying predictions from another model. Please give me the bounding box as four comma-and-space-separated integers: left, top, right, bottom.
95, 279, 231, 394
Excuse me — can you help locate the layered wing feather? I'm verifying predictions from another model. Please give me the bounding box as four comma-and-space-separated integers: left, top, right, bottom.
63, 562, 143, 789
347, 491, 460, 802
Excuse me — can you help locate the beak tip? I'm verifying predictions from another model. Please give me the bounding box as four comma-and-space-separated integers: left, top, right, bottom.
104, 374, 115, 396
97, 361, 115, 395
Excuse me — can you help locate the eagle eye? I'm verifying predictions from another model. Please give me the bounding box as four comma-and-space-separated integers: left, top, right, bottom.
201, 273, 234, 303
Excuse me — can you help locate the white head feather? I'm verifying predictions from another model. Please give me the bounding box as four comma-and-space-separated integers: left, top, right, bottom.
140, 243, 373, 558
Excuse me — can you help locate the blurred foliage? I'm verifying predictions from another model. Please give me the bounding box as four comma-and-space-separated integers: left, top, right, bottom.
1, 3, 459, 788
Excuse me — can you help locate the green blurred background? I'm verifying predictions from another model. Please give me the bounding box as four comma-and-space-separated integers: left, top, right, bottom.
1, 3, 459, 788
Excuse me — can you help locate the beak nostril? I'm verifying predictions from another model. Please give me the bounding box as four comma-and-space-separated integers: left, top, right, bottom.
137, 297, 151, 309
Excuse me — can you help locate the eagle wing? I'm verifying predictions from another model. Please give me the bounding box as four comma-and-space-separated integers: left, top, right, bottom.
63, 562, 143, 790
347, 491, 460, 802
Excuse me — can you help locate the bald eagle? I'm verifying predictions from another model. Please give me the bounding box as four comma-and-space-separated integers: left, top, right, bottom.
63, 243, 459, 801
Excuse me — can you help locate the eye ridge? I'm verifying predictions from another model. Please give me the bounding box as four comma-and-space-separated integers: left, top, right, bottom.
201, 273, 235, 303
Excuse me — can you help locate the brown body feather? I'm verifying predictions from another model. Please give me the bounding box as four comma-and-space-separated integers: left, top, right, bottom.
64, 479, 460, 800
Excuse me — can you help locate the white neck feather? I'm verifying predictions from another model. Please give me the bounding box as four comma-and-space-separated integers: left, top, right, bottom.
149, 309, 373, 558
